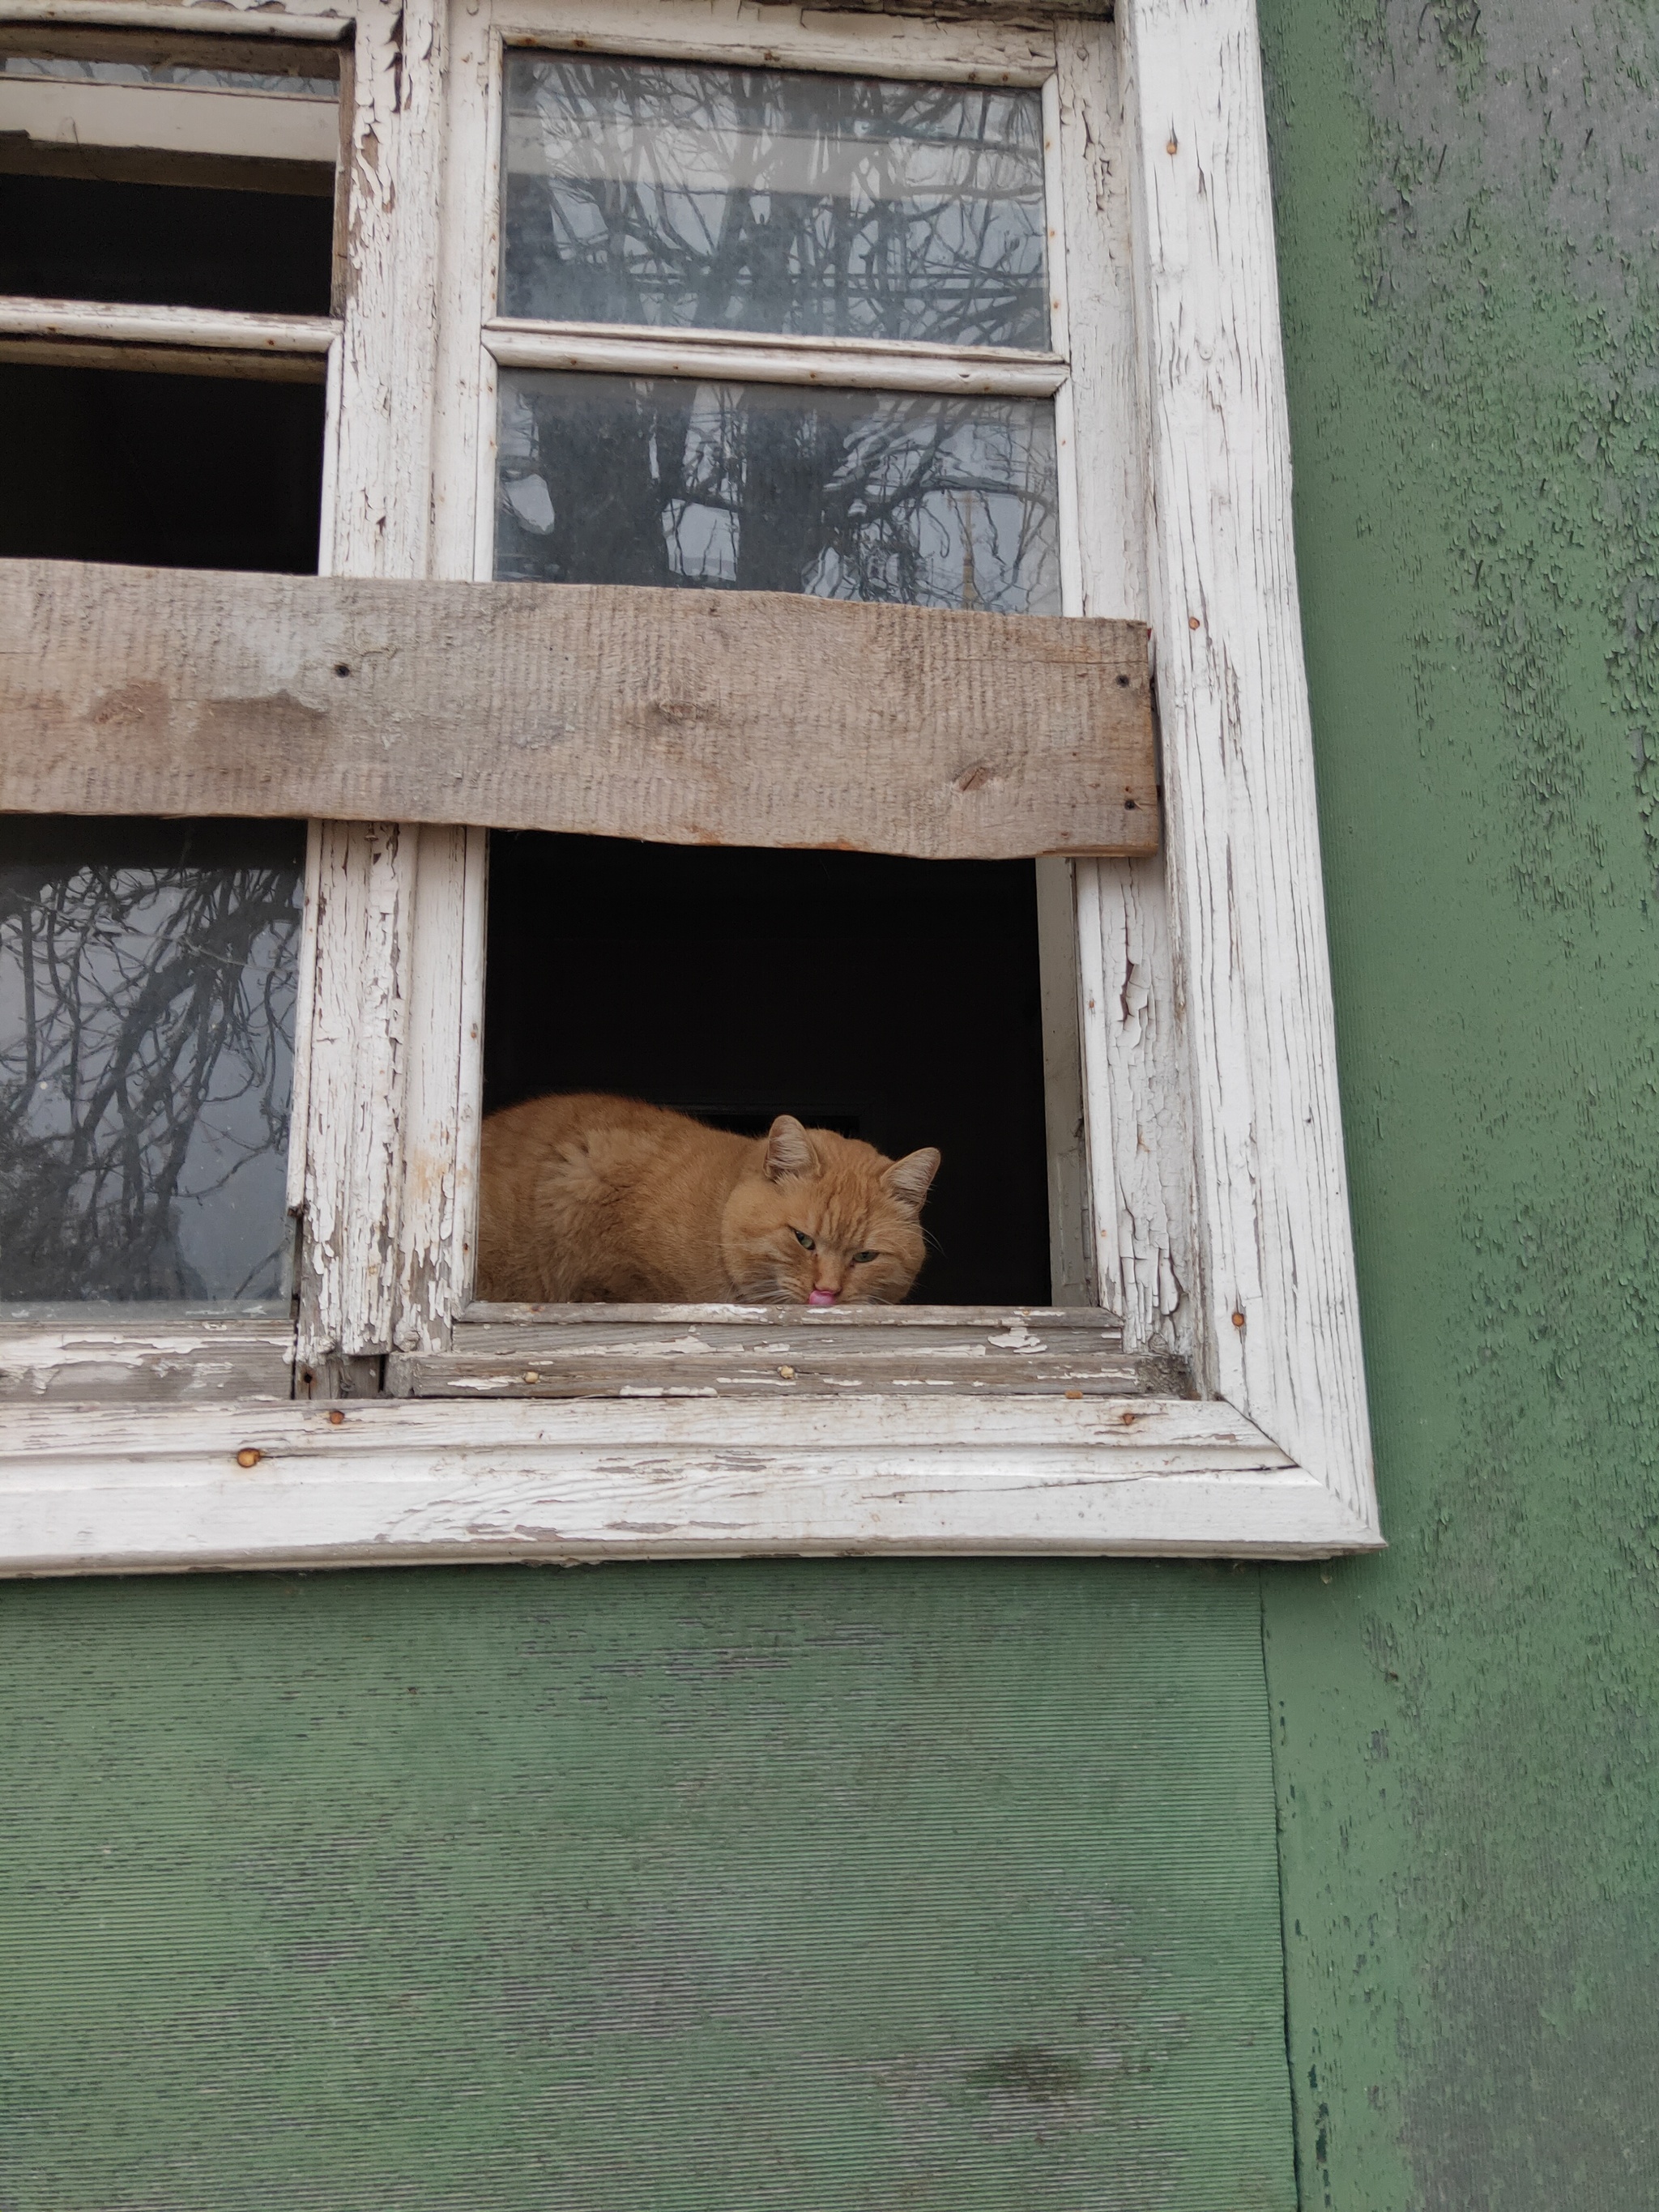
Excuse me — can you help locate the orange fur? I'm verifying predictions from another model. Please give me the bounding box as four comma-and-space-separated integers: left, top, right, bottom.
476, 1093, 940, 1306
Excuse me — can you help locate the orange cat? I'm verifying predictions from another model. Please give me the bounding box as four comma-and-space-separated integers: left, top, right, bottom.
476, 1093, 940, 1306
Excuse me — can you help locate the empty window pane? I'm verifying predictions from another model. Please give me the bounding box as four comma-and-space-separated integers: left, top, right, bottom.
0, 820, 304, 1302
501, 54, 1048, 349
0, 364, 326, 573
496, 369, 1060, 612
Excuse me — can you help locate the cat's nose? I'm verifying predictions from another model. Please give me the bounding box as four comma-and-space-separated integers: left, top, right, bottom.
808, 1287, 838, 1306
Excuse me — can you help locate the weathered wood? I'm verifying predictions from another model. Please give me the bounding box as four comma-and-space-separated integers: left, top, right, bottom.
1120, 0, 1375, 1522
0, 138, 336, 194
0, 299, 337, 381
0, 1395, 1384, 1575
0, 1306, 293, 1404
0, 559, 1158, 860
296, 0, 450, 1375
387, 1302, 1190, 1400
0, 23, 343, 73
483, 319, 1066, 395
0, 300, 338, 354
483, 0, 1058, 85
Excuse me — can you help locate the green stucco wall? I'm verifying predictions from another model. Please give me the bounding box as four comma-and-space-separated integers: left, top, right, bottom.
0, 1564, 1297, 2208
1260, 1, 1659, 2203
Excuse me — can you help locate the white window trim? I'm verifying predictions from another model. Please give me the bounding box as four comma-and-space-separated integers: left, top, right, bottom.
0, 0, 1381, 1572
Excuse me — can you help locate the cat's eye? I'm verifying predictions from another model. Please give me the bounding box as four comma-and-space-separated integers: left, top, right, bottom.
793, 1230, 816, 1251
852, 1251, 880, 1265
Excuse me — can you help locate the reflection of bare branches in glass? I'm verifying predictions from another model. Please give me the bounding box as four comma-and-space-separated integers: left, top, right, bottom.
503, 56, 1048, 350
497, 372, 1060, 614
0, 838, 301, 1302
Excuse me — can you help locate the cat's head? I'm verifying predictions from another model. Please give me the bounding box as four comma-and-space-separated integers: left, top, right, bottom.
721, 1116, 940, 1306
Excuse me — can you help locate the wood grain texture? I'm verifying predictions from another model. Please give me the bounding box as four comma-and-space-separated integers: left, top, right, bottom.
0, 1395, 1383, 1574
1055, 23, 1202, 1364
0, 559, 1159, 860
0, 299, 337, 353
296, 0, 449, 1369
483, 0, 1059, 86
0, 1562, 1295, 2206
482, 320, 1067, 394
388, 1303, 1190, 1400
1118, 0, 1375, 1519
0, 1306, 292, 1403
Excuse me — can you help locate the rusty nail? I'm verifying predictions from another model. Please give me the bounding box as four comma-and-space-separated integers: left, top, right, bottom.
1166, 134, 1179, 155
236, 1447, 262, 1469
1231, 1310, 1246, 1328
327, 1409, 345, 1426
1188, 614, 1201, 630
1064, 1388, 1084, 1400
1120, 1409, 1137, 1424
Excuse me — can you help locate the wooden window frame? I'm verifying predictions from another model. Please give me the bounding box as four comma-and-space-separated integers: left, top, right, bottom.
0, 0, 1382, 1571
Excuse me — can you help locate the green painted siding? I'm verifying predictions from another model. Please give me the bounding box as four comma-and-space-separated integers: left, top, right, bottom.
1260, 1, 1659, 2203
0, 1563, 1295, 2207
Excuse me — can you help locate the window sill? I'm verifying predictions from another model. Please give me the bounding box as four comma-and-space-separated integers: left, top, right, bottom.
388, 1302, 1190, 1401
0, 1390, 1382, 1575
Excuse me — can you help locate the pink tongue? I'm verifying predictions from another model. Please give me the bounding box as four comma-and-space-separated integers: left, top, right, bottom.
808, 1289, 837, 1306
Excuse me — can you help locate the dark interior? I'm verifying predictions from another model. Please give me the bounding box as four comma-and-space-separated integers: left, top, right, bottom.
0, 168, 335, 315
484, 833, 1054, 1306
0, 360, 325, 572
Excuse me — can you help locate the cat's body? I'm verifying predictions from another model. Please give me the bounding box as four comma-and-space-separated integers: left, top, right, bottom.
476, 1093, 939, 1306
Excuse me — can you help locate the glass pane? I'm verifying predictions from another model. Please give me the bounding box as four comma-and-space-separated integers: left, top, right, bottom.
496, 369, 1060, 613
0, 820, 305, 1302
501, 53, 1048, 350
1, 54, 338, 96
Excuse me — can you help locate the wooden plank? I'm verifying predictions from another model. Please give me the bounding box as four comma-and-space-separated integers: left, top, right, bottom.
0, 1394, 1386, 1575
387, 1302, 1188, 1400
0, 559, 1158, 860
1120, 0, 1375, 1523
0, 1306, 293, 1404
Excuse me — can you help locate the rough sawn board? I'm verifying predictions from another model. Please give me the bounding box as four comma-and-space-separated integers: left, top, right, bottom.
0, 557, 1158, 861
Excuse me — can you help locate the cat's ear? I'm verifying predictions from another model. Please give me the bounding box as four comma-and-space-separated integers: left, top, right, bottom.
763, 1115, 817, 1181
883, 1147, 940, 1213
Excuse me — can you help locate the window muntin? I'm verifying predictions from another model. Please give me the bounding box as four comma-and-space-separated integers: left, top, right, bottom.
0, 818, 304, 1304
500, 53, 1049, 349
495, 369, 1060, 607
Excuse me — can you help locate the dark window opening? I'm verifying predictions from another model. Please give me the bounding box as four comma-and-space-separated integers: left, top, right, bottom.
484, 833, 1053, 1306
0, 168, 335, 316
0, 361, 325, 573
